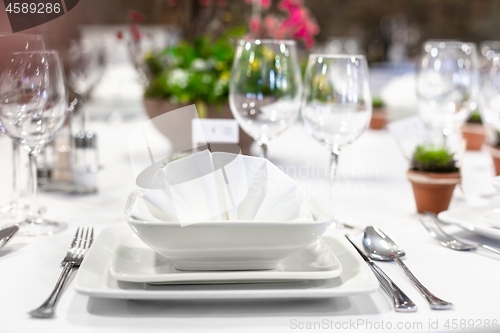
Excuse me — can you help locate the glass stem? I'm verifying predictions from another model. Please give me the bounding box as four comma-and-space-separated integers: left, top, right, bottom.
26, 151, 41, 223
81, 92, 89, 133
329, 148, 341, 203
259, 142, 268, 159
11, 140, 20, 203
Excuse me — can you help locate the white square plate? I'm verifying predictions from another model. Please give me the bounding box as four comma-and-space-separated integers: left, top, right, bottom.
74, 225, 379, 300
439, 202, 500, 240
110, 234, 343, 283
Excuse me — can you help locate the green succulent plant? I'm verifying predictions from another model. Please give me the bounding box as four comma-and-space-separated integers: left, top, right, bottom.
466, 110, 482, 124
372, 96, 385, 109
410, 144, 459, 173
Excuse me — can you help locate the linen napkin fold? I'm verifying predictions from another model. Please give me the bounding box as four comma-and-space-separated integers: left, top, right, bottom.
132, 150, 313, 226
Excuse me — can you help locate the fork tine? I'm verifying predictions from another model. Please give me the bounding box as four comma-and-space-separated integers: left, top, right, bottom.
87, 228, 94, 250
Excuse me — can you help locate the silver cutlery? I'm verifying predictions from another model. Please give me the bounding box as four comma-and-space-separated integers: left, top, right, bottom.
29, 227, 94, 318
420, 213, 500, 256
345, 236, 417, 312
363, 226, 453, 310
0, 225, 19, 250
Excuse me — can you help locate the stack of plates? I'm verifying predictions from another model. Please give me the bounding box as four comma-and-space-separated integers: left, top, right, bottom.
74, 225, 379, 300
439, 202, 500, 240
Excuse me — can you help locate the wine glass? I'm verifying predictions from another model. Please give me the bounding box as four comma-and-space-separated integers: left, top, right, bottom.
65, 39, 105, 133
480, 55, 500, 148
416, 40, 479, 143
0, 33, 46, 218
0, 51, 68, 236
301, 54, 372, 197
229, 39, 302, 158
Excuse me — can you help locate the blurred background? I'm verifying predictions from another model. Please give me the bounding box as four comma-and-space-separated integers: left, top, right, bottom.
1, 0, 500, 62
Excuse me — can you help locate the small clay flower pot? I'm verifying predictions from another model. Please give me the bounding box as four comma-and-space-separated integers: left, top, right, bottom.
369, 108, 387, 130
461, 123, 485, 151
407, 170, 461, 214
487, 145, 500, 175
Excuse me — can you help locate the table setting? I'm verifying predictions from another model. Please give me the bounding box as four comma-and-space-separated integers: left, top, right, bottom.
3, 3, 500, 333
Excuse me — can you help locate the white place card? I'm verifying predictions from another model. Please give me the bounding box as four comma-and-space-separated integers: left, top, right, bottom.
387, 116, 427, 141
192, 119, 239, 145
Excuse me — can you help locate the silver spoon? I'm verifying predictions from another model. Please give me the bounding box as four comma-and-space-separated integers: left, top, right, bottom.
0, 225, 19, 250
362, 226, 453, 310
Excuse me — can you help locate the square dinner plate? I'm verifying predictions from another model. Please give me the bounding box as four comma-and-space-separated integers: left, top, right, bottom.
74, 225, 379, 300
110, 234, 343, 284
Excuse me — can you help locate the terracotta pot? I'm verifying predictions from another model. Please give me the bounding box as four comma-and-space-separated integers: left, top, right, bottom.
369, 108, 387, 130
143, 98, 253, 155
461, 123, 485, 151
487, 145, 500, 175
407, 170, 461, 214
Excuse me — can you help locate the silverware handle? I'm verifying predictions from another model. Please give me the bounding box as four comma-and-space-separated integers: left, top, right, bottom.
479, 244, 500, 257
366, 260, 417, 312
28, 262, 74, 318
393, 257, 453, 310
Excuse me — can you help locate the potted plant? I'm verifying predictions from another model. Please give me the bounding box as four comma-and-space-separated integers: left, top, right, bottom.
407, 144, 461, 214
461, 110, 485, 150
369, 96, 387, 130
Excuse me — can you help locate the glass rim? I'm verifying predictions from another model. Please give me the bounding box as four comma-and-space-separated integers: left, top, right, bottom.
422, 40, 476, 48
237, 38, 296, 45
0, 50, 60, 56
308, 53, 367, 60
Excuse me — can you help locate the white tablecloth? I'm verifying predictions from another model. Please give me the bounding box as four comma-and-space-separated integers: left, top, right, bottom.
1, 115, 499, 333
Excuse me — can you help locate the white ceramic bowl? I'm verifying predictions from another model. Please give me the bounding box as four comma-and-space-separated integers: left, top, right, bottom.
125, 190, 332, 271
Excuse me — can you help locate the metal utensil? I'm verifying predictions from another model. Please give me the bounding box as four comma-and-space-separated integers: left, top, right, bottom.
29, 227, 94, 318
420, 213, 500, 256
0, 225, 19, 250
345, 236, 417, 312
363, 226, 453, 310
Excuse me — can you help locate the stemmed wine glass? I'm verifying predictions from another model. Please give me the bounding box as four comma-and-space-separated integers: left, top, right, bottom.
0, 51, 69, 236
65, 39, 105, 133
229, 39, 302, 158
0, 33, 46, 218
479, 55, 500, 149
416, 40, 479, 143
301, 54, 372, 198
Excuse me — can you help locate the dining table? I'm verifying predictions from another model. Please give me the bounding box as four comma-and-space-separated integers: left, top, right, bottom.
1, 109, 499, 333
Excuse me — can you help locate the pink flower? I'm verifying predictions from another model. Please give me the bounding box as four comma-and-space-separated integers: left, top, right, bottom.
128, 10, 145, 24
249, 16, 261, 36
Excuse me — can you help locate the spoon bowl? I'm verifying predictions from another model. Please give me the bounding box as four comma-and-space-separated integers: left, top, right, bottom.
362, 226, 453, 310
0, 225, 19, 250
362, 226, 406, 261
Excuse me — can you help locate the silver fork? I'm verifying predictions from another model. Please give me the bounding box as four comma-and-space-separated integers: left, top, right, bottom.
29, 227, 94, 318
419, 214, 500, 256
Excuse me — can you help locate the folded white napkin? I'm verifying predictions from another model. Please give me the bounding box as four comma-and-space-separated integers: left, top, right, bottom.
131, 150, 313, 226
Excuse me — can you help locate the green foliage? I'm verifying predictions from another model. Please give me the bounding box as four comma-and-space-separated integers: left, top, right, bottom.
230, 42, 301, 99
466, 110, 482, 124
372, 96, 385, 108
410, 144, 459, 173
144, 27, 246, 105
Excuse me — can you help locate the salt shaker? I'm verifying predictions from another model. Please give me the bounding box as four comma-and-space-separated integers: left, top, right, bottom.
72, 131, 99, 193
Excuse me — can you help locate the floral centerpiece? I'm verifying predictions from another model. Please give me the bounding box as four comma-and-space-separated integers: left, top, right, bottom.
143, 29, 243, 118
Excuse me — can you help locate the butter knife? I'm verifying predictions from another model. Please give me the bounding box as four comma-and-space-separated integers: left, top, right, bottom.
345, 236, 417, 312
